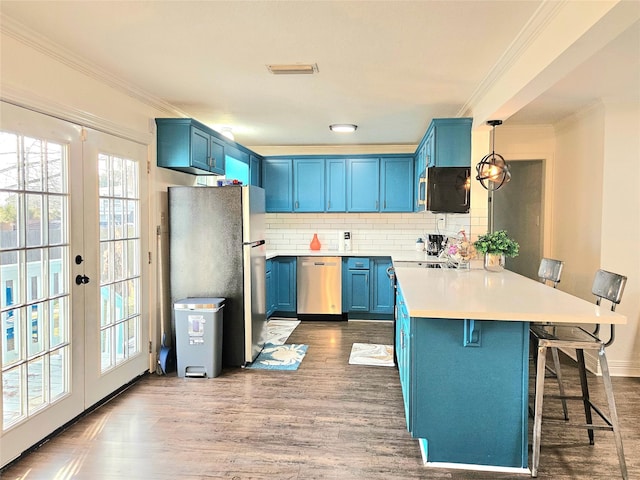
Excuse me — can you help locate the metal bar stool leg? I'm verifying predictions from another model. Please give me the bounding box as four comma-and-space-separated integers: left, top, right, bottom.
598, 347, 628, 480
550, 346, 569, 420
531, 344, 547, 477
576, 349, 595, 444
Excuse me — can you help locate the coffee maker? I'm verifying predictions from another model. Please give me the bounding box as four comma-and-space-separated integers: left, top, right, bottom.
427, 234, 445, 256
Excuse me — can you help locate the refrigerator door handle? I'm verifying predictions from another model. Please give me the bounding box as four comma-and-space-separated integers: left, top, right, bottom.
243, 239, 265, 248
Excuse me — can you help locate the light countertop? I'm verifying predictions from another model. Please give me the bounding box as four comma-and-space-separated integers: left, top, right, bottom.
266, 249, 444, 262
394, 266, 627, 325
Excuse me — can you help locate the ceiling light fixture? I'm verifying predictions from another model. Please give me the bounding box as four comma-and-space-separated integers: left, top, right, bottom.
329, 124, 358, 133
475, 120, 511, 191
219, 127, 235, 141
267, 63, 318, 75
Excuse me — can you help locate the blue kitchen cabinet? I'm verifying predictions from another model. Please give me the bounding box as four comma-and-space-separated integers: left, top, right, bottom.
326, 159, 346, 212
414, 141, 429, 211
346, 158, 379, 212
428, 118, 472, 167
224, 144, 250, 184
394, 286, 529, 468
273, 256, 296, 314
344, 257, 370, 312
380, 157, 414, 212
263, 158, 293, 212
293, 158, 325, 212
370, 257, 394, 314
156, 118, 225, 175
342, 257, 394, 318
249, 154, 261, 186
395, 286, 412, 430
265, 259, 276, 318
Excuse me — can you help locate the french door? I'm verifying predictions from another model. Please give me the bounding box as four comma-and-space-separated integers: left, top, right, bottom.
0, 102, 150, 466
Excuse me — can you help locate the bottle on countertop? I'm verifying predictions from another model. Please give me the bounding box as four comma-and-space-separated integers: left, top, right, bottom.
415, 238, 425, 251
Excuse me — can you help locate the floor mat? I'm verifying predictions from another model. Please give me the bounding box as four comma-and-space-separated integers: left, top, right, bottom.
265, 319, 301, 345
348, 343, 395, 367
246, 343, 308, 370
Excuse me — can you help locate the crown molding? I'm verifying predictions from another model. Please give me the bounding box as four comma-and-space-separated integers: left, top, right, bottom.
0, 13, 187, 119
1, 86, 153, 145
457, 0, 567, 118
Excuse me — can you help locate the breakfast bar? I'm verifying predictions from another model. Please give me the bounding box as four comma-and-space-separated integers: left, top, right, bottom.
393, 265, 627, 474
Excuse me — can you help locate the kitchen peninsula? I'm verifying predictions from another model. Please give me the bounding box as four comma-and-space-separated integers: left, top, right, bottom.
393, 265, 627, 474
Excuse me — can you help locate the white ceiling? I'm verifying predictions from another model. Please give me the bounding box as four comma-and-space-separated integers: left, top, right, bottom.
1, 1, 638, 147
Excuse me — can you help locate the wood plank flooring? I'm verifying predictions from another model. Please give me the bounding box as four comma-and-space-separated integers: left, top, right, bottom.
2, 320, 639, 479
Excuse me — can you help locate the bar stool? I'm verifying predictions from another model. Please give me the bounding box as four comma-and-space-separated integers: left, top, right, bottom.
530, 269, 628, 479
533, 258, 569, 421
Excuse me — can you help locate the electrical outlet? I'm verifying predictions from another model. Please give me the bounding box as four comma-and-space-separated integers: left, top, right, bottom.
437, 214, 446, 228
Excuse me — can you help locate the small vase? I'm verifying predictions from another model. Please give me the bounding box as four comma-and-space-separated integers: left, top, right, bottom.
484, 253, 505, 272
310, 233, 321, 251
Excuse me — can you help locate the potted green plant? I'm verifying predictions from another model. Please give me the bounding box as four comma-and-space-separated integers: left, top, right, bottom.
473, 230, 519, 272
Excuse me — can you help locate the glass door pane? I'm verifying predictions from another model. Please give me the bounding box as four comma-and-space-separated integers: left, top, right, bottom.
1, 131, 71, 429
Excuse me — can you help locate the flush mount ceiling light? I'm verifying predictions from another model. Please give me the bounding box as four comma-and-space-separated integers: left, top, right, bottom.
329, 124, 358, 133
219, 127, 234, 141
266, 63, 318, 75
475, 120, 511, 191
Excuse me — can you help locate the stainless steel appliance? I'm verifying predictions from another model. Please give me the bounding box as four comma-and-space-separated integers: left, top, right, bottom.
168, 185, 267, 367
297, 256, 342, 318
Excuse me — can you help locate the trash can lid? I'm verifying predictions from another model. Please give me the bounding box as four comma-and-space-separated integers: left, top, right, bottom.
174, 297, 225, 310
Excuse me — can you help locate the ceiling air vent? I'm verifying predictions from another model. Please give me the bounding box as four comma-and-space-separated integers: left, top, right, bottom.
267, 63, 318, 75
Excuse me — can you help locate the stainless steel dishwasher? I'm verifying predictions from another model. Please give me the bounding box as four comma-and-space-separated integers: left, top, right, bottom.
297, 256, 342, 316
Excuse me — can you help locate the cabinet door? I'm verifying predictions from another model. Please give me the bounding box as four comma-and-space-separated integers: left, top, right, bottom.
293, 159, 325, 212
326, 158, 346, 212
263, 159, 293, 212
249, 154, 261, 186
415, 144, 427, 211
345, 269, 370, 312
209, 136, 225, 174
380, 157, 414, 212
274, 257, 296, 312
265, 260, 274, 318
370, 258, 394, 314
347, 158, 379, 212
190, 125, 213, 171
432, 118, 472, 167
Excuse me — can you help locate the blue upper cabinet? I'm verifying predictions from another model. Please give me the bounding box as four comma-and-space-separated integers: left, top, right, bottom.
224, 144, 249, 184
326, 159, 346, 212
249, 154, 261, 186
429, 118, 472, 167
293, 159, 325, 212
156, 118, 226, 175
380, 157, 414, 212
263, 158, 293, 212
347, 158, 380, 212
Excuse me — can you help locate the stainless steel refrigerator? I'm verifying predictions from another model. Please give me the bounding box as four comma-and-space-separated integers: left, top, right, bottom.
168, 185, 267, 367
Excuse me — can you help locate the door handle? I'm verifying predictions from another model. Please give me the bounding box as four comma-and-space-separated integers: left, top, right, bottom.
75, 274, 90, 285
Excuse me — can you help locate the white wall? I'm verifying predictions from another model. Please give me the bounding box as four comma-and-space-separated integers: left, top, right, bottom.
504, 102, 640, 376
599, 100, 640, 374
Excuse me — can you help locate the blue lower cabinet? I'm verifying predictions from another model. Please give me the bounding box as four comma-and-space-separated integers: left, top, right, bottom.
273, 257, 296, 314
265, 259, 276, 318
370, 258, 394, 314
343, 257, 394, 318
345, 269, 370, 311
401, 307, 529, 469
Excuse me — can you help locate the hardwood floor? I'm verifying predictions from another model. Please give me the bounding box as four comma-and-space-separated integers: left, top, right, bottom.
2, 320, 639, 479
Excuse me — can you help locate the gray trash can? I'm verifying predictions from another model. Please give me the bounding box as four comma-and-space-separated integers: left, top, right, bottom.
174, 297, 225, 378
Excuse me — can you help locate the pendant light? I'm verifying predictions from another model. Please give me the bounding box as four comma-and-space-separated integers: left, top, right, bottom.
475, 120, 511, 191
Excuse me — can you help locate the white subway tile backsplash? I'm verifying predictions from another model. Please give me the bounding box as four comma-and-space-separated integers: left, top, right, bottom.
265, 212, 475, 252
